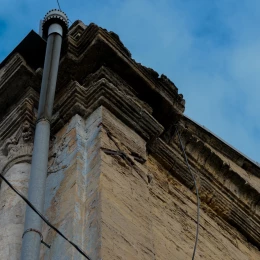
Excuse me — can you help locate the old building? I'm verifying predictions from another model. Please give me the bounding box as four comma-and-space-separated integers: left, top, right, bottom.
0, 18, 260, 260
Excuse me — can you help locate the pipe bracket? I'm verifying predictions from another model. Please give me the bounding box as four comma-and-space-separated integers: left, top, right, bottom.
22, 228, 51, 249
48, 23, 63, 37
36, 117, 51, 124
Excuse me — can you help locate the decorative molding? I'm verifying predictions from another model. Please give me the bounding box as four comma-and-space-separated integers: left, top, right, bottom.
181, 116, 260, 178
52, 67, 164, 141
0, 53, 40, 119
0, 89, 37, 174
55, 23, 184, 132
149, 136, 260, 249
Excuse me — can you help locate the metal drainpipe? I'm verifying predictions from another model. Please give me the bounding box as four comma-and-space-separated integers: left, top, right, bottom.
21, 10, 68, 260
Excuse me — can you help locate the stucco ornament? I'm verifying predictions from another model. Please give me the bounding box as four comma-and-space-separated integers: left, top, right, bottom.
0, 121, 34, 172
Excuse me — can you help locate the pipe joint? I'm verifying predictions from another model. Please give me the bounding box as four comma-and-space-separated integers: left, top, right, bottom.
36, 117, 51, 124
48, 23, 63, 36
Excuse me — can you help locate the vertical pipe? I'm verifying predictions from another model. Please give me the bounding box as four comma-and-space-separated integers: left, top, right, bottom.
21, 10, 68, 260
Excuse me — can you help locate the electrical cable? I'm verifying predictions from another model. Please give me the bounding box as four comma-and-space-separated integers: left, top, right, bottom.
57, 0, 61, 10
56, 0, 73, 24
0, 172, 92, 260
102, 122, 199, 258
176, 126, 200, 260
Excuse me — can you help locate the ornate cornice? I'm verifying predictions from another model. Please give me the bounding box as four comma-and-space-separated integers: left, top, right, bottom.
0, 53, 41, 119
52, 66, 164, 141
149, 131, 260, 249
54, 22, 184, 132
0, 89, 37, 174
0, 22, 184, 133
180, 116, 260, 178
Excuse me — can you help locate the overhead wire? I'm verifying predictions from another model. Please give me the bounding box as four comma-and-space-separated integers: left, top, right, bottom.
175, 126, 200, 260
0, 172, 92, 260
56, 0, 73, 24
101, 119, 200, 259
56, 0, 61, 11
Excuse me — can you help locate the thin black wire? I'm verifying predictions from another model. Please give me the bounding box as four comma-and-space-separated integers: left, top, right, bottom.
57, 0, 61, 10
56, 0, 73, 24
0, 173, 91, 260
176, 127, 200, 260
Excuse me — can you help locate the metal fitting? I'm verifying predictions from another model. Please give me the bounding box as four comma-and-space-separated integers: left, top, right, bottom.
22, 228, 51, 249
36, 117, 51, 124
48, 23, 63, 36
42, 9, 68, 39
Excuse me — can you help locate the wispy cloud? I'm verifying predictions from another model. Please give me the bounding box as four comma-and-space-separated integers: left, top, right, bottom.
0, 0, 259, 162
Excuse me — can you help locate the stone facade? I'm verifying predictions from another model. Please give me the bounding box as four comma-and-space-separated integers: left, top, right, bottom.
0, 21, 259, 260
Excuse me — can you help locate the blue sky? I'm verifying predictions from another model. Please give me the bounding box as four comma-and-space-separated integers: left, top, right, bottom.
0, 0, 259, 162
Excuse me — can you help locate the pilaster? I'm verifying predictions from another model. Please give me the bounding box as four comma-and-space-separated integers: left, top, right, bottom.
0, 91, 36, 260
41, 106, 153, 259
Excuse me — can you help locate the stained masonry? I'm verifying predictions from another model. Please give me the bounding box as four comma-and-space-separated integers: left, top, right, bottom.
0, 21, 260, 259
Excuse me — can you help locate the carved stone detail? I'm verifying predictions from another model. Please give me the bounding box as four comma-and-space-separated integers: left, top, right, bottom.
0, 122, 34, 173
0, 91, 36, 173
149, 134, 260, 249
52, 69, 164, 142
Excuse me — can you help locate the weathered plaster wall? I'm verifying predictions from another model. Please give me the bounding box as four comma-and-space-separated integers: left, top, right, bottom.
98, 110, 260, 260
99, 107, 151, 260
146, 156, 260, 260
0, 163, 30, 260
40, 106, 260, 260
41, 106, 148, 259
41, 108, 104, 259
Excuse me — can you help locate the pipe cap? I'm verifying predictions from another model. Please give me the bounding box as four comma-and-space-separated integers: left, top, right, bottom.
42, 9, 68, 38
